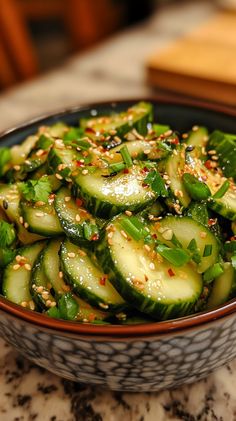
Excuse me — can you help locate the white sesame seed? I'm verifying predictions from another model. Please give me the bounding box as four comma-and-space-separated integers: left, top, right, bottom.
13, 264, 20, 270
64, 196, 71, 202
55, 173, 63, 180
24, 263, 32, 271
68, 252, 76, 258
125, 210, 132, 216
82, 169, 88, 175
162, 229, 173, 241
75, 214, 81, 222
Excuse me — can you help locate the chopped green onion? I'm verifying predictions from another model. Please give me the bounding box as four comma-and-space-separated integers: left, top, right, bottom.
46, 306, 61, 319
63, 127, 85, 142
120, 145, 133, 168
187, 238, 201, 264
58, 293, 79, 320
152, 124, 170, 136
83, 222, 99, 240
109, 162, 126, 174
183, 173, 211, 201
203, 244, 213, 257
120, 216, 149, 241
213, 180, 230, 199
203, 263, 224, 283
0, 147, 11, 176
144, 170, 168, 197
156, 244, 191, 267
171, 234, 183, 248
36, 134, 53, 150
0, 248, 16, 268
187, 238, 198, 251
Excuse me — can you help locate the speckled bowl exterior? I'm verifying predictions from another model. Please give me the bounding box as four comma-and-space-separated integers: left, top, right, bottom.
0, 98, 236, 392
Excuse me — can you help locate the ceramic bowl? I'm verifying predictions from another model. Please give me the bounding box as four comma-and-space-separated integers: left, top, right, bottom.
0, 98, 236, 392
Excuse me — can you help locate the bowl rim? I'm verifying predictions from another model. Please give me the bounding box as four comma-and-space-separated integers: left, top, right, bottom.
1, 95, 236, 338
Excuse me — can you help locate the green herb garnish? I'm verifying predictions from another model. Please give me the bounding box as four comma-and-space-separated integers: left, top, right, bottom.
0, 221, 16, 248
120, 145, 133, 168
144, 170, 168, 197
57, 292, 79, 320
156, 244, 191, 267
19, 177, 52, 203
213, 180, 230, 199
0, 147, 11, 176
203, 263, 224, 283
120, 216, 149, 241
203, 244, 213, 257
183, 173, 211, 201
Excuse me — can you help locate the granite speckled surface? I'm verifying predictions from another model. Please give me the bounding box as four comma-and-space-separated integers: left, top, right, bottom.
1, 1, 236, 420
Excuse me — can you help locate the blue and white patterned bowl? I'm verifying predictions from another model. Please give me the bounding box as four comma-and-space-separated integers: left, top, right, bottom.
0, 98, 236, 392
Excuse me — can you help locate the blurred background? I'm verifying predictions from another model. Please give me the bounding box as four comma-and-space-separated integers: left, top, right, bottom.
0, 0, 236, 129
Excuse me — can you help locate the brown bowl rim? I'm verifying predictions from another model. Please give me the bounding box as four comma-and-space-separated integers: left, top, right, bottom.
1, 95, 236, 338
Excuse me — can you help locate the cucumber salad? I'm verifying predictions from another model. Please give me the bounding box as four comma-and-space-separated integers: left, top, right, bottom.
0, 102, 235, 324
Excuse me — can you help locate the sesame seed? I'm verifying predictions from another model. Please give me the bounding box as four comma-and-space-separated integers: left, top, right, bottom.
35, 201, 45, 206
99, 302, 109, 309
13, 264, 20, 270
64, 196, 71, 202
82, 169, 88, 175
15, 255, 23, 263
182, 133, 188, 139
13, 165, 21, 171
121, 230, 128, 239
149, 262, 155, 270
24, 263, 32, 271
211, 155, 219, 161
78, 249, 86, 256
75, 214, 81, 222
29, 300, 35, 310
50, 302, 57, 307
107, 231, 114, 239
19, 216, 24, 224
125, 210, 132, 216
164, 130, 173, 137
21, 301, 28, 308
35, 212, 44, 217
37, 286, 44, 293
24, 222, 29, 229
200, 231, 207, 238
59, 271, 63, 278
208, 150, 217, 155
108, 238, 113, 245
68, 252, 76, 258
144, 244, 151, 252
192, 125, 199, 132
144, 149, 151, 155
46, 300, 52, 307
36, 149, 44, 157
56, 173, 63, 180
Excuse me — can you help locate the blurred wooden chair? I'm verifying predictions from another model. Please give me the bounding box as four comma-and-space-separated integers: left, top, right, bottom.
0, 0, 125, 89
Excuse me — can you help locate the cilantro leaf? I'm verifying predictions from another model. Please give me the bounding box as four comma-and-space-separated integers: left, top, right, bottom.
144, 170, 168, 197
20, 177, 52, 203
0, 221, 16, 247
0, 147, 11, 176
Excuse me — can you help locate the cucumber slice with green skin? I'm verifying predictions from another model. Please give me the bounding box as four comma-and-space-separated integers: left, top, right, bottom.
10, 135, 38, 166
31, 249, 56, 310
0, 184, 44, 244
60, 239, 126, 312
74, 296, 111, 323
96, 215, 202, 320
206, 262, 236, 309
165, 146, 191, 209
208, 130, 236, 180
31, 167, 62, 192
48, 145, 79, 179
184, 126, 208, 160
21, 201, 64, 237
42, 239, 70, 296
153, 215, 220, 273
55, 187, 99, 245
3, 241, 45, 308
80, 102, 153, 137
74, 164, 157, 218
185, 202, 222, 243
186, 154, 236, 221
108, 140, 171, 163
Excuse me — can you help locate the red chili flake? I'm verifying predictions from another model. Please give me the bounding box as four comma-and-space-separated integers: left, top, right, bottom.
168, 268, 175, 277
123, 168, 129, 174
143, 167, 149, 172
76, 160, 84, 167
170, 137, 179, 145
85, 127, 96, 134
152, 233, 157, 239
204, 160, 212, 170
91, 234, 99, 241
208, 218, 216, 226
230, 235, 236, 241
76, 198, 83, 207
99, 276, 107, 286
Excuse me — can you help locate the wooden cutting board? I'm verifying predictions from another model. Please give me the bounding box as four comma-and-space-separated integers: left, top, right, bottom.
146, 12, 236, 106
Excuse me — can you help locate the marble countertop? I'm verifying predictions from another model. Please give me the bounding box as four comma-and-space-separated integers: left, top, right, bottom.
1, 1, 236, 420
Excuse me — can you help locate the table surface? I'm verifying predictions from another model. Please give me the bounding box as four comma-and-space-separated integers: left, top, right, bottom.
1, 1, 236, 420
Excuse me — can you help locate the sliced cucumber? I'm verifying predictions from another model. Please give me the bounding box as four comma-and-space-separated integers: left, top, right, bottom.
60, 239, 126, 311
74, 296, 111, 323
74, 163, 156, 218
165, 146, 191, 208
0, 184, 44, 244
10, 135, 38, 166
42, 239, 69, 296
55, 187, 99, 245
96, 215, 202, 320
208, 130, 236, 180
21, 201, 64, 237
108, 140, 171, 163
80, 102, 153, 137
48, 145, 79, 179
206, 262, 236, 309
185, 126, 208, 160
154, 215, 219, 273
31, 249, 56, 310
3, 241, 45, 308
